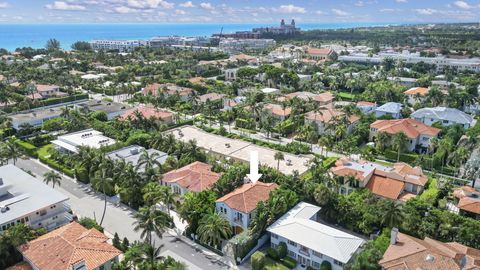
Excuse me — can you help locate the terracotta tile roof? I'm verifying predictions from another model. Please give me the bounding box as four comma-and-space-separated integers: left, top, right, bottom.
357, 101, 376, 106
312, 92, 334, 103
36, 84, 59, 92
197, 93, 226, 103
120, 105, 173, 121
18, 222, 122, 270
163, 161, 221, 192
188, 77, 206, 85
458, 197, 480, 215
264, 103, 292, 117
305, 107, 360, 124
25, 92, 44, 100
216, 182, 278, 213
231, 53, 257, 61
306, 47, 333, 55
371, 119, 441, 139
380, 232, 480, 270
366, 175, 405, 200
404, 87, 430, 96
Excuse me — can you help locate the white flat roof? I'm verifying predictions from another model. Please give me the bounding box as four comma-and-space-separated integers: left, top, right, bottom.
267, 202, 364, 264
0, 165, 69, 225
168, 126, 311, 175
52, 129, 116, 153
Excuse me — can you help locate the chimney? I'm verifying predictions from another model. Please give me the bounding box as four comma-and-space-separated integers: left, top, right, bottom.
390, 227, 399, 245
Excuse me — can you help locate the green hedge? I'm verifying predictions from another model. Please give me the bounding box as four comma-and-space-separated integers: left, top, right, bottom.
383, 150, 418, 163
40, 93, 89, 107
15, 140, 38, 158
39, 155, 75, 177
282, 257, 297, 269
322, 157, 338, 169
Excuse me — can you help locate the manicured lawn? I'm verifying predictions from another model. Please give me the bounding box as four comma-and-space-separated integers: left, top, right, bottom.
37, 144, 53, 158
338, 92, 356, 99
263, 257, 290, 270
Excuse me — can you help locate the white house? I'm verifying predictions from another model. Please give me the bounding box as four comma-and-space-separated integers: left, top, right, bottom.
0, 165, 72, 233
267, 202, 364, 270
375, 102, 403, 119
51, 129, 116, 154
411, 107, 475, 129
216, 182, 278, 234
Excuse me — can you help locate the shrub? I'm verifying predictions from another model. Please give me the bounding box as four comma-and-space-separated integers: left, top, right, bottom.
282, 257, 297, 268
78, 217, 103, 232
251, 251, 266, 270
74, 164, 89, 183
306, 266, 314, 270
322, 157, 338, 169
277, 242, 287, 259
41, 93, 88, 107
39, 155, 75, 177
266, 247, 279, 260
320, 261, 332, 270
15, 140, 38, 158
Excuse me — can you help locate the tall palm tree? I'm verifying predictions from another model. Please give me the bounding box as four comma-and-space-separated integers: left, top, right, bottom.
4, 137, 21, 165
137, 149, 163, 181
274, 151, 284, 171
381, 201, 404, 228
94, 166, 113, 226
134, 205, 172, 246
197, 212, 232, 249
392, 132, 409, 161
43, 170, 62, 188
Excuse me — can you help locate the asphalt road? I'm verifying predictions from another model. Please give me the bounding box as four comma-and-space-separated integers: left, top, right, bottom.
14, 157, 232, 270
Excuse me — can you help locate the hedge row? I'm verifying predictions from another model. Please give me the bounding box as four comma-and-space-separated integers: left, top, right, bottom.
40, 94, 89, 107
322, 157, 338, 169
39, 155, 75, 178
15, 140, 38, 158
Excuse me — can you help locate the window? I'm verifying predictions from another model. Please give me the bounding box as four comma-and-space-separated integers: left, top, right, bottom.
334, 260, 344, 266
288, 250, 296, 258
312, 250, 323, 258
39, 209, 47, 216
312, 261, 320, 268
271, 243, 277, 249
288, 240, 297, 247
271, 233, 279, 239
443, 120, 449, 124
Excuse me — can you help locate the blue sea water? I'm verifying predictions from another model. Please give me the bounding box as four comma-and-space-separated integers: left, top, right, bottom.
0, 22, 394, 51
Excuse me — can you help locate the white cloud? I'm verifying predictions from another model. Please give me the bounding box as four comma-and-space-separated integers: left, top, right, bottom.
380, 8, 395, 12
315, 10, 327, 15
395, 0, 407, 2
331, 8, 349, 16
179, 1, 194, 8
114, 6, 137, 13
0, 2, 9, 8
415, 8, 437, 15
453, 1, 473, 9
175, 9, 186, 14
274, 4, 306, 14
127, 0, 174, 9
45, 1, 86, 10
200, 2, 214, 10
355, 1, 365, 7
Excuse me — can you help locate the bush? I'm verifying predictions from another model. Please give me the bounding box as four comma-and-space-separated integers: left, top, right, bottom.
251, 251, 266, 270
39, 155, 75, 177
266, 247, 279, 260
306, 266, 314, 270
384, 150, 418, 163
74, 164, 89, 183
78, 217, 103, 232
282, 257, 297, 269
322, 157, 338, 169
15, 140, 38, 158
277, 242, 287, 259
320, 261, 332, 270
40, 93, 88, 107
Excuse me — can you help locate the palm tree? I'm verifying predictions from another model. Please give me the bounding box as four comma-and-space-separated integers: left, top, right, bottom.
381, 201, 404, 228
197, 212, 232, 249
375, 132, 390, 153
43, 170, 62, 188
274, 151, 284, 171
94, 166, 113, 226
134, 205, 172, 246
392, 132, 409, 161
4, 137, 21, 165
137, 149, 163, 181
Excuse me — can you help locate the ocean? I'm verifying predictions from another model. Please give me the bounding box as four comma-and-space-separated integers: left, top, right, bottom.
0, 22, 393, 51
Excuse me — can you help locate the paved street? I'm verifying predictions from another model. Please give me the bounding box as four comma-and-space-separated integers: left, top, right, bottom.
14, 157, 233, 270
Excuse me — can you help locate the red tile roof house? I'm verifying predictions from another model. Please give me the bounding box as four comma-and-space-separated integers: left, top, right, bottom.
453, 186, 480, 219
26, 84, 67, 100
380, 228, 480, 270
120, 104, 174, 125
263, 103, 292, 121
330, 157, 428, 201
15, 222, 122, 270
304, 47, 334, 61
284, 91, 334, 106
404, 87, 430, 105
142, 83, 193, 102
304, 106, 360, 135
369, 118, 441, 153
161, 161, 221, 195
196, 93, 226, 107
216, 182, 278, 234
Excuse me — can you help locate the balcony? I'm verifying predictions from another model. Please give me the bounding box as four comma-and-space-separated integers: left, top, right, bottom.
233, 217, 244, 226
299, 246, 310, 257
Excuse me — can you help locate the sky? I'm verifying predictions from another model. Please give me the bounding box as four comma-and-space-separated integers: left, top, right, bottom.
0, 0, 479, 24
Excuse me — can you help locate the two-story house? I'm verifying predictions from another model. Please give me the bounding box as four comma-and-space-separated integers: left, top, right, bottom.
305, 107, 360, 135
411, 107, 475, 129
15, 222, 122, 270
162, 161, 221, 195
263, 103, 292, 122
330, 157, 429, 201
267, 202, 364, 270
0, 165, 71, 233
403, 87, 430, 105
143, 83, 193, 102
216, 182, 278, 234
369, 118, 441, 152
453, 186, 480, 219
